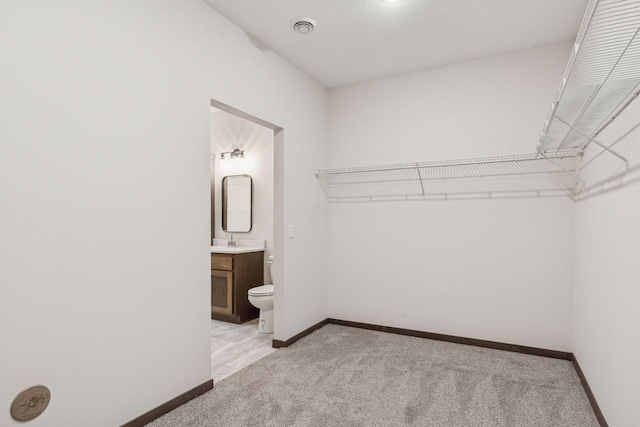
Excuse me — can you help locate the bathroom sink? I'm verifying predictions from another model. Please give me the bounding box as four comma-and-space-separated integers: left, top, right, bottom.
210, 245, 264, 254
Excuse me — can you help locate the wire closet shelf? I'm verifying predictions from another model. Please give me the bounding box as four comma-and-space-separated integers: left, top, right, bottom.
315, 152, 583, 202
537, 0, 640, 154
315, 0, 640, 203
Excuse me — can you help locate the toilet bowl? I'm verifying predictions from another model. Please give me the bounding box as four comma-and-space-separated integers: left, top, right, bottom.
248, 284, 274, 334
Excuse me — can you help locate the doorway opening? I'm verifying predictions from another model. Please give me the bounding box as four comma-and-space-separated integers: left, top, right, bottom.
209, 99, 283, 383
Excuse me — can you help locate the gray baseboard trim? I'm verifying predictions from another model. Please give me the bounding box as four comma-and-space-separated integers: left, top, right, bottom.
120, 379, 213, 427
272, 318, 329, 348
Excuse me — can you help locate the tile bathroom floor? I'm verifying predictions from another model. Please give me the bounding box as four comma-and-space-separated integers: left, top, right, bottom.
210, 318, 277, 383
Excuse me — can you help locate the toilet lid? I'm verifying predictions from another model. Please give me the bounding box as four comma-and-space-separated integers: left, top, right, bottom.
248, 284, 274, 297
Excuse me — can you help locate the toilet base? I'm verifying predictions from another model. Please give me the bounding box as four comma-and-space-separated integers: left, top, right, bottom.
258, 308, 274, 334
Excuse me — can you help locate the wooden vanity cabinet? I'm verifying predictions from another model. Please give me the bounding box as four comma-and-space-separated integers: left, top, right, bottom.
211, 251, 263, 323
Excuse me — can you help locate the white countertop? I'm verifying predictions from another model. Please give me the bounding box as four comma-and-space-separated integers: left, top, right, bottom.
210, 246, 265, 254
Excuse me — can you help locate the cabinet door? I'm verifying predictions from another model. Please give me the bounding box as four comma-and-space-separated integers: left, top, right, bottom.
211, 270, 233, 315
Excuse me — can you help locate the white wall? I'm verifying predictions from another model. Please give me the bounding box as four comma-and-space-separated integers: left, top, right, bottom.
327, 42, 576, 351
211, 110, 274, 280
572, 98, 640, 426
0, 1, 328, 426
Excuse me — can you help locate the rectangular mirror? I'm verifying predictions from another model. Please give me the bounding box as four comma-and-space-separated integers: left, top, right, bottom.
222, 174, 252, 232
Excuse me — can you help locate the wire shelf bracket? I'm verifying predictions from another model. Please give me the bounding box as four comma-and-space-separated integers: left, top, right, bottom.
554, 116, 629, 169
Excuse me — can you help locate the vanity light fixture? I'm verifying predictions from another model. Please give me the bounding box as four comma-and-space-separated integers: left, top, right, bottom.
220, 148, 245, 161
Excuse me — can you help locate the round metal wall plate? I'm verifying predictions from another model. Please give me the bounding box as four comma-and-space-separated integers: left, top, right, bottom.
11, 385, 51, 421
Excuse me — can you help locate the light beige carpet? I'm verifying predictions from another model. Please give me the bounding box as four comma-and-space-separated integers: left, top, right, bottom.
149, 324, 599, 426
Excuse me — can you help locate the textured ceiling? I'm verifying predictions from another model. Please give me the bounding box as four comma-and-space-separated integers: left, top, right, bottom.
203, 0, 589, 88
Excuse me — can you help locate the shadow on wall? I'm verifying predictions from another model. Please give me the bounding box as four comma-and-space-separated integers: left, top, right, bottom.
245, 32, 270, 52
576, 163, 640, 201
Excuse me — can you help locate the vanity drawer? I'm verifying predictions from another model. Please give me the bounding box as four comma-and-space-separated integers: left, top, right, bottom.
211, 255, 233, 271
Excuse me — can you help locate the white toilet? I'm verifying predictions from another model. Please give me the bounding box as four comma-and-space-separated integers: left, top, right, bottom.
248, 255, 275, 334
248, 285, 274, 334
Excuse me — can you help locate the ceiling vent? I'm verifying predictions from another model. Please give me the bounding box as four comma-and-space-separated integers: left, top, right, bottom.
293, 18, 316, 34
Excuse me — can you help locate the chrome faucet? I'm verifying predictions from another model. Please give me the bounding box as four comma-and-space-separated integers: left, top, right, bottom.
226, 233, 236, 247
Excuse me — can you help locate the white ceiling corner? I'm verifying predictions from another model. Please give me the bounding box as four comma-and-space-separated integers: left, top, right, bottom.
203, 0, 589, 88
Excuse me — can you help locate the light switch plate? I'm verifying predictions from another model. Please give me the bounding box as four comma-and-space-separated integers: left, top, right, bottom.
288, 225, 294, 239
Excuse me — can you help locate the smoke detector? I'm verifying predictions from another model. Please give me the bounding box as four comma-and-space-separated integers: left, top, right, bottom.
293, 18, 316, 34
